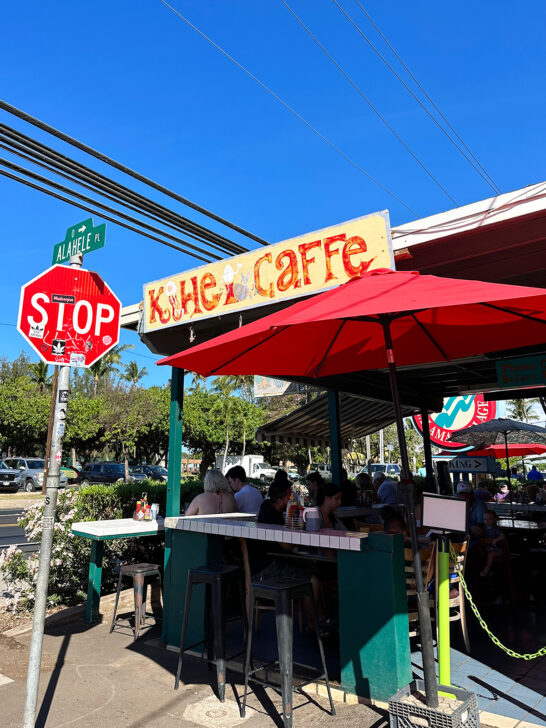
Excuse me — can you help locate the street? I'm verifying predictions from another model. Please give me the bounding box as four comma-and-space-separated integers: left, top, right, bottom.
0, 509, 38, 556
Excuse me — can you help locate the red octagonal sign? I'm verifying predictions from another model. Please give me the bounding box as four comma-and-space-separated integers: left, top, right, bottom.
17, 265, 121, 368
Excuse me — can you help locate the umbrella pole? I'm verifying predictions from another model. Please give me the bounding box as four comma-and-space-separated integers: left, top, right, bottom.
381, 318, 438, 707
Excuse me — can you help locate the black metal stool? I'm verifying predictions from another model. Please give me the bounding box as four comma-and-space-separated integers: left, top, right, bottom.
240, 577, 335, 728
110, 563, 162, 641
175, 563, 247, 702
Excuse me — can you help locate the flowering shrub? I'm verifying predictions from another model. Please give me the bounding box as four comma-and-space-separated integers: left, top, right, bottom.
1, 481, 168, 613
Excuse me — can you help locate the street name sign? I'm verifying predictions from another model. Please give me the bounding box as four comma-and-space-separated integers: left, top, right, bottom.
52, 218, 106, 264
448, 456, 495, 473
17, 264, 121, 367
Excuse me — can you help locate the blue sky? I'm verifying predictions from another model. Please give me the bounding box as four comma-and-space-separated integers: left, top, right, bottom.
0, 1, 544, 386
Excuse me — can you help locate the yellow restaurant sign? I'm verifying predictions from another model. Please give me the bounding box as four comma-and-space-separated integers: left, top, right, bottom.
143, 211, 393, 333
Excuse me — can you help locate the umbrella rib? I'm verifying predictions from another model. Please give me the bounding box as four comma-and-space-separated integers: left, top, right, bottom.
410, 313, 449, 360
480, 302, 546, 325
208, 326, 288, 376
314, 319, 348, 377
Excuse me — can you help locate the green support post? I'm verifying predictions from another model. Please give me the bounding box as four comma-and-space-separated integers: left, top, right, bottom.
162, 367, 184, 642
85, 539, 104, 623
328, 390, 343, 485
438, 534, 451, 686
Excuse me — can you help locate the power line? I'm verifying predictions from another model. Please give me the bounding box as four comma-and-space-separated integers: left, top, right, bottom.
0, 122, 247, 257
333, 0, 501, 195
0, 166, 214, 264
158, 0, 418, 217
0, 155, 223, 262
0, 98, 269, 247
280, 0, 458, 206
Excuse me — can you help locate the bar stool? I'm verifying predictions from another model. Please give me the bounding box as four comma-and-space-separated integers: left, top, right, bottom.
240, 577, 335, 728
110, 563, 162, 641
175, 563, 247, 702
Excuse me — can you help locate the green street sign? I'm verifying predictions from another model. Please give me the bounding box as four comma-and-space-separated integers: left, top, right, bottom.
52, 218, 106, 264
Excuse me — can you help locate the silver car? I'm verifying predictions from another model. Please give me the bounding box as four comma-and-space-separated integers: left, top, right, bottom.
0, 460, 20, 493
4, 457, 68, 492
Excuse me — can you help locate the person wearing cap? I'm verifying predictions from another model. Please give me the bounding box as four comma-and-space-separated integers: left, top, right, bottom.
374, 471, 399, 505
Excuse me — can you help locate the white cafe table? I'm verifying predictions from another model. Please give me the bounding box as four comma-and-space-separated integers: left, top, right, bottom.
71, 517, 165, 623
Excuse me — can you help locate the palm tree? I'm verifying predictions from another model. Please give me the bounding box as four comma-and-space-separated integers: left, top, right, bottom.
210, 377, 239, 462
187, 373, 208, 395
121, 360, 148, 388
224, 375, 255, 403
89, 344, 134, 395
507, 398, 540, 423
29, 361, 52, 393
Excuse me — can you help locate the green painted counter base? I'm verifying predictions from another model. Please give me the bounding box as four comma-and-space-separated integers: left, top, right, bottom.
164, 529, 223, 650
338, 532, 412, 701
163, 527, 412, 702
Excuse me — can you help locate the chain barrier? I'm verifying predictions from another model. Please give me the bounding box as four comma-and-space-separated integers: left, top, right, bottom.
449, 544, 546, 660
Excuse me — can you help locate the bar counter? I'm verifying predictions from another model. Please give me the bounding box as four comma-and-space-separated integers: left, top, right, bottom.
163, 513, 412, 701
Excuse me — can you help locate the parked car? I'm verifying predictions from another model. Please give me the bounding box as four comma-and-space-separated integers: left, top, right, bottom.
0, 459, 21, 493
3, 457, 68, 492
131, 464, 168, 482
252, 461, 278, 482
75, 462, 147, 487
308, 462, 332, 480
362, 463, 401, 478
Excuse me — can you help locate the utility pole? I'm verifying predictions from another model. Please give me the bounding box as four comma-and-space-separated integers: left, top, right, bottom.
42, 366, 59, 495
23, 252, 82, 728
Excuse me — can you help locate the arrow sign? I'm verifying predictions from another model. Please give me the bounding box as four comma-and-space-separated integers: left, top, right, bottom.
448, 456, 495, 473
52, 218, 106, 264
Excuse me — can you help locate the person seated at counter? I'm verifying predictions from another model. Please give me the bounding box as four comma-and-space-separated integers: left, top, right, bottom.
355, 472, 379, 506
305, 471, 325, 506
184, 468, 238, 516
226, 465, 263, 513
317, 483, 347, 531
374, 472, 398, 505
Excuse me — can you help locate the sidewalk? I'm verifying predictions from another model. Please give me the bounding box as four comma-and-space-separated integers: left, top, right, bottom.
0, 600, 386, 728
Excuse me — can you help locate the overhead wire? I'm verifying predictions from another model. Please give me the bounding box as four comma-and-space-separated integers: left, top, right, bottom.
0, 166, 214, 264
0, 139, 227, 253
352, 0, 500, 193
280, 0, 458, 206
0, 155, 223, 262
0, 122, 247, 257
0, 98, 268, 247
333, 0, 501, 194
158, 0, 418, 217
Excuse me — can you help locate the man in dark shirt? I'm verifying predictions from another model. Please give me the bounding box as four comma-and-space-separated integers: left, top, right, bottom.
250, 481, 291, 576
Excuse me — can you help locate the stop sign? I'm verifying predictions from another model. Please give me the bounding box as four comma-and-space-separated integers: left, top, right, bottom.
17, 264, 121, 368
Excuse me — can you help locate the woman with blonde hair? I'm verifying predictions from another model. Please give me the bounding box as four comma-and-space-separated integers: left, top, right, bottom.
185, 468, 238, 516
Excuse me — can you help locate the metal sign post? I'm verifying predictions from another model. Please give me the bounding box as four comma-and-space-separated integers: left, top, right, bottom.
22, 251, 82, 728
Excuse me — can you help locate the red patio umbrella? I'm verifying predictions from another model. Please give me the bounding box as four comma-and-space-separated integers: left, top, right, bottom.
466, 444, 546, 457
159, 267, 546, 705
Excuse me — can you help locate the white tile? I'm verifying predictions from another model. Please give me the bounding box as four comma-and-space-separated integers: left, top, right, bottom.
339, 537, 350, 550
211, 523, 219, 535
291, 532, 302, 546
329, 536, 340, 549
300, 533, 311, 546
350, 538, 361, 551
225, 525, 235, 537
257, 529, 267, 540
310, 534, 320, 547
266, 529, 276, 541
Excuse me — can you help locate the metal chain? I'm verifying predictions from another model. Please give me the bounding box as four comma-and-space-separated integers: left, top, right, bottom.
450, 545, 546, 660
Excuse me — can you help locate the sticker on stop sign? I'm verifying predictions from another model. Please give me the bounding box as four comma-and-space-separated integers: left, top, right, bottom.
17, 265, 121, 368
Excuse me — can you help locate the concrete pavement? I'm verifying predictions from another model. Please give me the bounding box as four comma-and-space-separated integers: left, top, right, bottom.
0, 600, 387, 728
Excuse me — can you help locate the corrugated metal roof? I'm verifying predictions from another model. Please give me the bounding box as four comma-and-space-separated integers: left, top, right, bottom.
255, 392, 416, 448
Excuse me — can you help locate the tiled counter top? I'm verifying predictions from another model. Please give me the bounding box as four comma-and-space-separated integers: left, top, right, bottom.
165, 514, 367, 551
72, 517, 165, 539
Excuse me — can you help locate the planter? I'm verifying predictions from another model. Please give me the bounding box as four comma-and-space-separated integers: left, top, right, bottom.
388, 680, 480, 728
